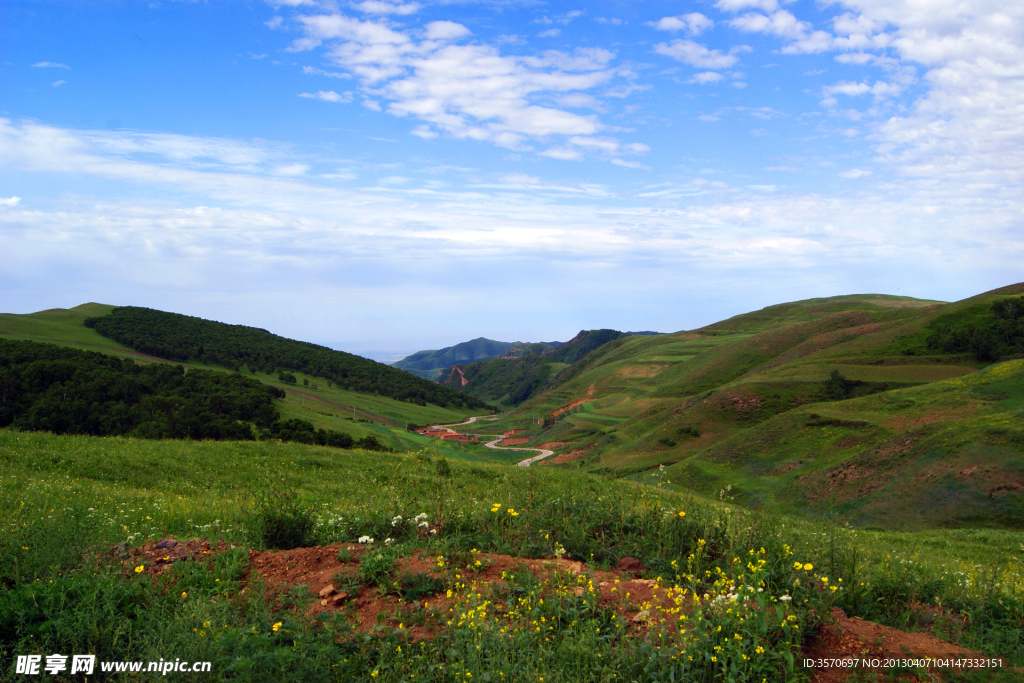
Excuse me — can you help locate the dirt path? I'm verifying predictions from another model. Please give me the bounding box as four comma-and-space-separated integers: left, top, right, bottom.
483, 438, 555, 467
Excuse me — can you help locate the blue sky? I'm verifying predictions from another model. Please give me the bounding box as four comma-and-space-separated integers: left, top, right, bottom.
1, 0, 1022, 360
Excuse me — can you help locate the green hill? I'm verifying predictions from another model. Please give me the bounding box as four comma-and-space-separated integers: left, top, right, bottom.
471, 285, 1024, 530
395, 338, 516, 379
438, 329, 632, 408
85, 306, 489, 410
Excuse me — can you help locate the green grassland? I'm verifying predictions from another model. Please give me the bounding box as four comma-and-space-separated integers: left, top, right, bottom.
2, 429, 1023, 681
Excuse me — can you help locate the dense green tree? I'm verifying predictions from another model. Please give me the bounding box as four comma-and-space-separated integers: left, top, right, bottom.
0, 340, 372, 449
85, 307, 490, 410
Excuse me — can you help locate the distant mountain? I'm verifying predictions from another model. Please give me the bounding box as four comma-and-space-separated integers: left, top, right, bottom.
392, 337, 561, 380
439, 329, 635, 407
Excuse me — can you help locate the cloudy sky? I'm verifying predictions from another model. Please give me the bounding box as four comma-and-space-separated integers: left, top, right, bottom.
1, 0, 1022, 360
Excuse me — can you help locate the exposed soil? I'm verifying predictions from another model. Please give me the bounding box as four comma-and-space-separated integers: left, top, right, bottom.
546, 443, 595, 464
246, 545, 672, 639
536, 441, 572, 450
550, 398, 596, 417
126, 539, 1011, 680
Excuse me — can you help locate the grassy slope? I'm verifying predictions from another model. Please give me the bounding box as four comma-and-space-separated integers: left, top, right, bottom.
479, 287, 1024, 529
0, 304, 491, 458
2, 427, 1021, 575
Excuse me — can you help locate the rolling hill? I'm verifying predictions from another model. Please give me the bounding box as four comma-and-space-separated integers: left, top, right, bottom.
467, 284, 1024, 529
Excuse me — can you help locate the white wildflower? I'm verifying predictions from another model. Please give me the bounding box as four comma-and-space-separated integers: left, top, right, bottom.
358, 536, 374, 544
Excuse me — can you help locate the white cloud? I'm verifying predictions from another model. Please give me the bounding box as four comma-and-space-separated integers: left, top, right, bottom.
52, 80, 67, 87
538, 29, 561, 38
424, 21, 470, 40
690, 71, 724, 84
1, 118, 1021, 348
352, 0, 421, 15
288, 13, 642, 159
302, 65, 352, 79
648, 13, 714, 35
31, 61, 70, 69
839, 168, 871, 178
499, 172, 540, 185
265, 16, 284, 29
715, 0, 779, 11
653, 40, 748, 69
299, 90, 353, 102
0, 196, 21, 206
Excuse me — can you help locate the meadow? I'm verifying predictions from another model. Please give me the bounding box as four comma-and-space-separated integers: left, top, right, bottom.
2, 430, 1023, 681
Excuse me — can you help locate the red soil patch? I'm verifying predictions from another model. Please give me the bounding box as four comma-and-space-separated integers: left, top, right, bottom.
550, 398, 596, 417
245, 545, 678, 638
547, 443, 594, 464
806, 609, 1007, 682
537, 441, 572, 450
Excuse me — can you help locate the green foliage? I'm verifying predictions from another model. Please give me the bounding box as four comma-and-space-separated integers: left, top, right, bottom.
439, 330, 631, 407
393, 337, 521, 378
925, 297, 1024, 361
0, 339, 369, 450
358, 547, 398, 587
0, 339, 281, 440
247, 479, 317, 550
546, 329, 626, 365
85, 306, 490, 410
442, 354, 562, 406
823, 368, 850, 400
392, 571, 445, 601
265, 418, 387, 451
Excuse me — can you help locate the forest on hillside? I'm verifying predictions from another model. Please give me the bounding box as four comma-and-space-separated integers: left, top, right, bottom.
0, 340, 386, 449
85, 307, 490, 410
924, 295, 1024, 360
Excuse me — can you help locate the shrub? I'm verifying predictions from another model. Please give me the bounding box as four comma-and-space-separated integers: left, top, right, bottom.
358, 548, 398, 587
247, 480, 316, 550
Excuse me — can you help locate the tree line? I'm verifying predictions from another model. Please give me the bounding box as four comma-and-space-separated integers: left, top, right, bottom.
926, 296, 1024, 361
0, 339, 387, 450
85, 307, 491, 410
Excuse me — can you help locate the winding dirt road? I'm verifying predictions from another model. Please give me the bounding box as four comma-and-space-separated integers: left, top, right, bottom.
431, 416, 554, 467
484, 439, 555, 467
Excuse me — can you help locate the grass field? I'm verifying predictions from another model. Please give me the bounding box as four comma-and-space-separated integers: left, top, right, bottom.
2, 429, 1023, 681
